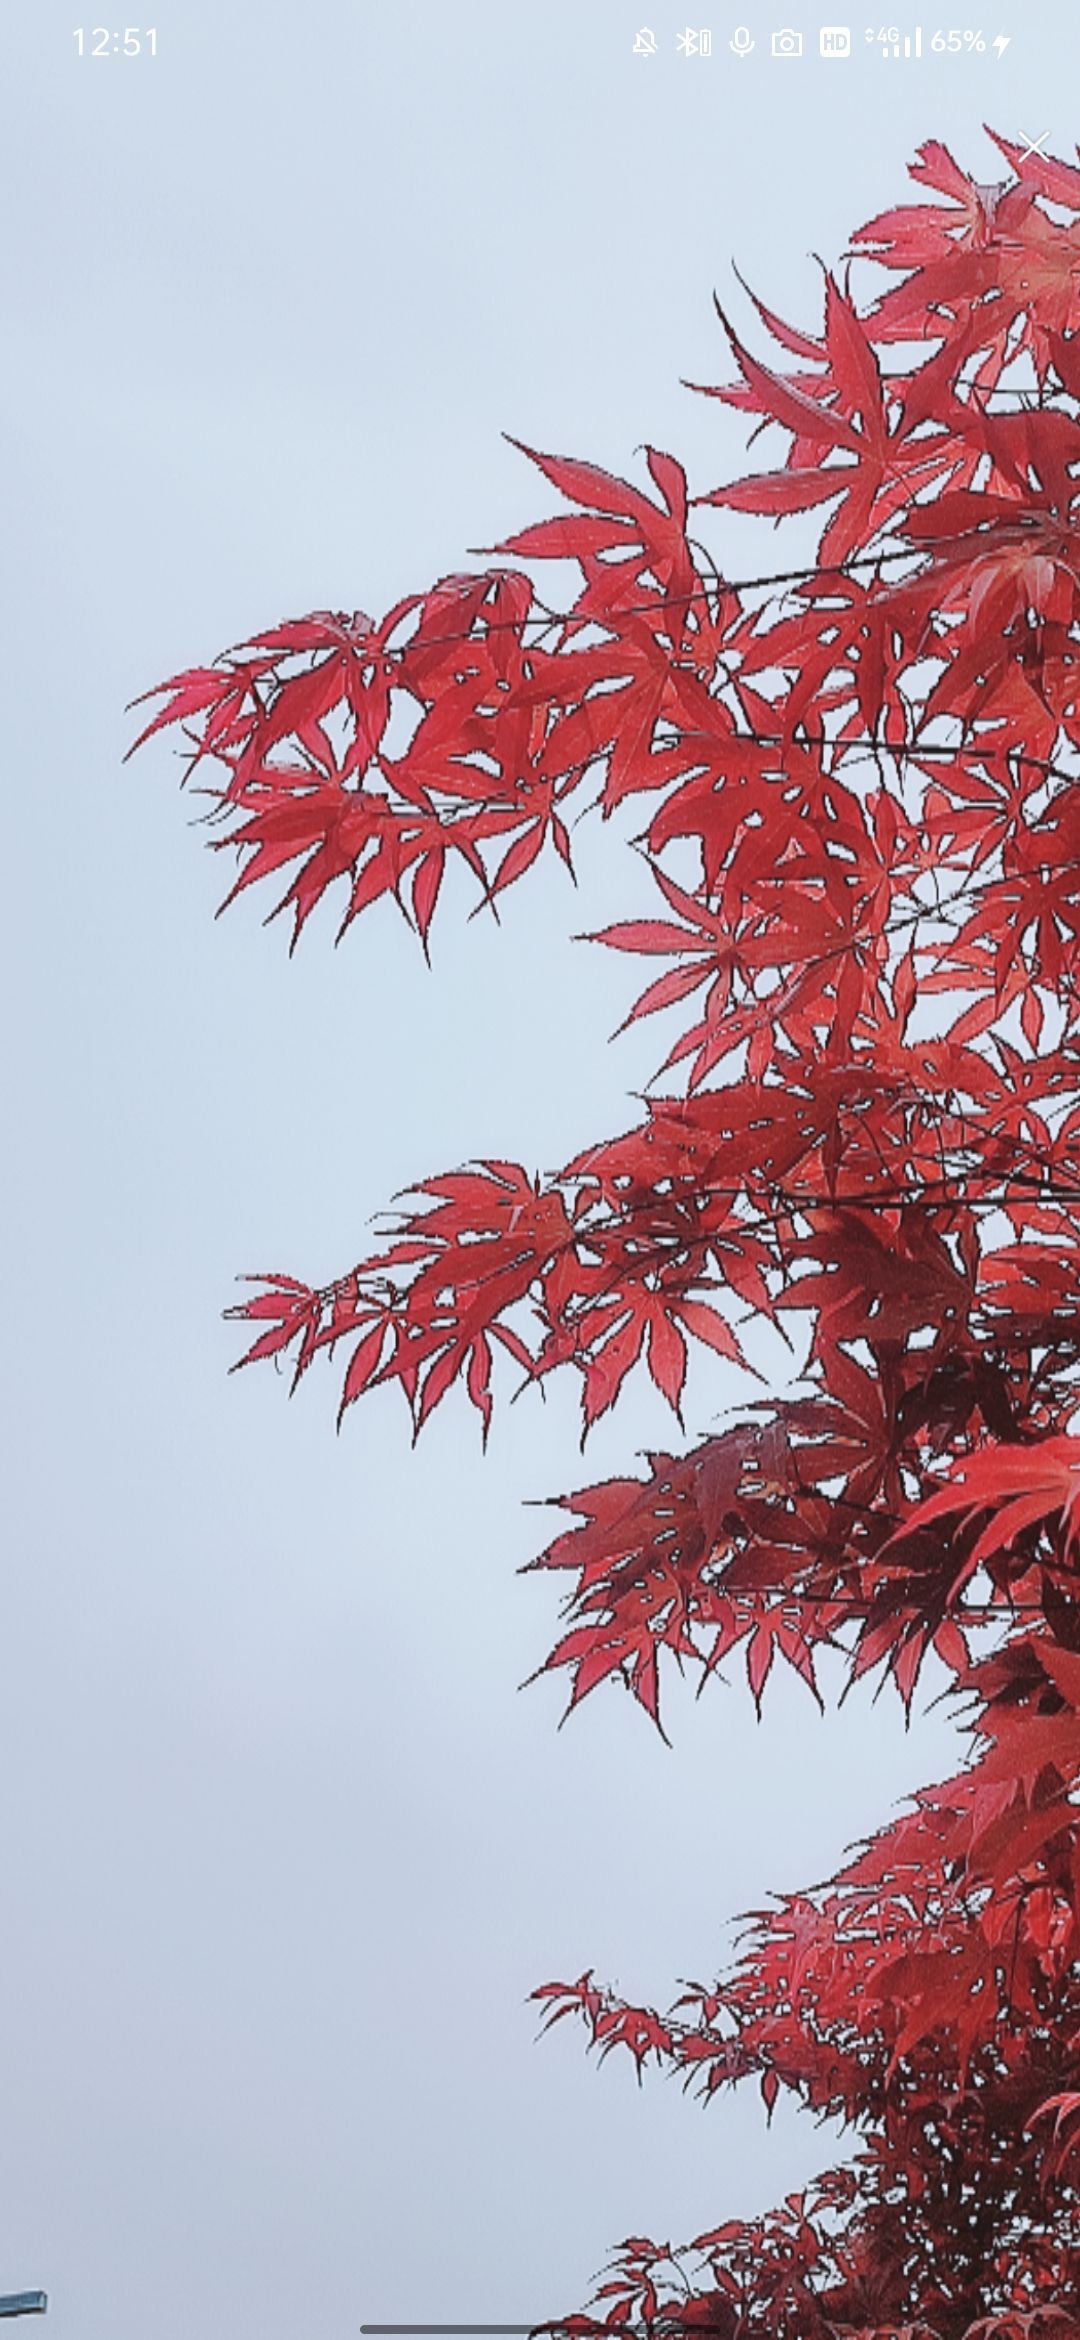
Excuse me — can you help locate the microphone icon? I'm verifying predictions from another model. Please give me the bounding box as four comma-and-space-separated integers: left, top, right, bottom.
730, 24, 755, 52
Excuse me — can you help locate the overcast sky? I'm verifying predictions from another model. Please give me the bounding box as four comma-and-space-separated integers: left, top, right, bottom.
3, 6, 1078, 2336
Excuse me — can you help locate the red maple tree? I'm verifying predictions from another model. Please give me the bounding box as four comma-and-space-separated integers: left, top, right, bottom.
133, 130, 1080, 2337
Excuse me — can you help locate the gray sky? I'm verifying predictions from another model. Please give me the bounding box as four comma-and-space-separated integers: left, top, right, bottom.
3, 5, 1078, 2334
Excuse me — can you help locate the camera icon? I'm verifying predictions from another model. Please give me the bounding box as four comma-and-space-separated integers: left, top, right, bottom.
771, 26, 804, 53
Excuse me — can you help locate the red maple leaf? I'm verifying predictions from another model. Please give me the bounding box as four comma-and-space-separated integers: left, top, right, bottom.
132, 128, 1080, 2340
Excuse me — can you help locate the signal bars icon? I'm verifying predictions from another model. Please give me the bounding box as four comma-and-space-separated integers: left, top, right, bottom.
879, 24, 922, 55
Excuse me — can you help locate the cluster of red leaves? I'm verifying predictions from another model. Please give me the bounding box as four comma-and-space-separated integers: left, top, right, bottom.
135, 129, 1080, 2340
